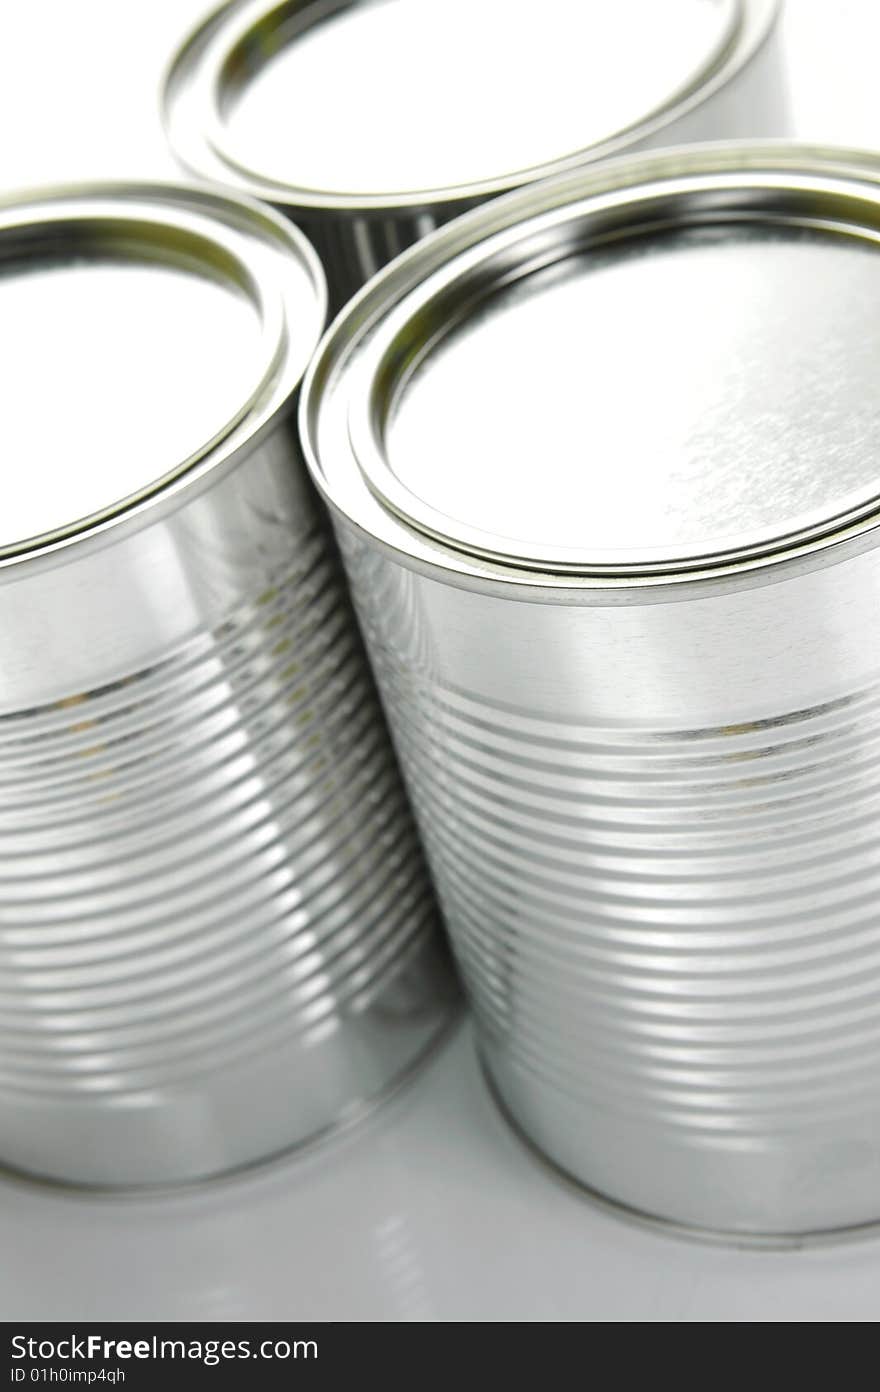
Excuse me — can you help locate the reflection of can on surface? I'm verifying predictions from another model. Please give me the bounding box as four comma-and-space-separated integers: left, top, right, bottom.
0, 184, 456, 1189
303, 142, 880, 1241
163, 0, 786, 311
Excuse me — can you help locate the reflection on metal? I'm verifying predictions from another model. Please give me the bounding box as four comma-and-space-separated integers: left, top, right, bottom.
164, 0, 785, 307
303, 142, 880, 1239
0, 182, 457, 1188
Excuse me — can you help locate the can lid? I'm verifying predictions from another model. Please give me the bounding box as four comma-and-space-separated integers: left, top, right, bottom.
164, 0, 774, 210
303, 147, 880, 586
0, 185, 326, 560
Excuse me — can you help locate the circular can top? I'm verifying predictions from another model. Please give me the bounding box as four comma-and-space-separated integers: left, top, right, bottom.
0, 184, 326, 564
301, 142, 880, 595
163, 0, 779, 211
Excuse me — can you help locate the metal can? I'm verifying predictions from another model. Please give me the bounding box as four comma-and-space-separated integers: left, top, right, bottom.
163, 0, 786, 311
0, 183, 457, 1189
302, 142, 880, 1241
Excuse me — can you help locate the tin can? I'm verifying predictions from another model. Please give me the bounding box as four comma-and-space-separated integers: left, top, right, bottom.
302, 142, 880, 1241
163, 0, 787, 311
0, 183, 457, 1189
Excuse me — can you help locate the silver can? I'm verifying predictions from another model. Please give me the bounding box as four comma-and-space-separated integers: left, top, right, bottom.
0, 183, 457, 1189
302, 142, 880, 1241
163, 0, 786, 310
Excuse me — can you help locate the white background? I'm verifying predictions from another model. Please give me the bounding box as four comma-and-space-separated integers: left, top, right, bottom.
2, 0, 880, 1321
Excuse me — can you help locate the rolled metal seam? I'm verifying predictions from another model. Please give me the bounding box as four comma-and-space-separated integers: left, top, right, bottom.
0, 182, 457, 1189
163, 0, 786, 310
302, 141, 880, 1241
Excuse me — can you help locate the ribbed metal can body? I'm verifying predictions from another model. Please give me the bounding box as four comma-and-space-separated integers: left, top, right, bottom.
302, 142, 880, 1239
163, 0, 787, 311
0, 473, 455, 1189
0, 185, 457, 1189
338, 534, 880, 1238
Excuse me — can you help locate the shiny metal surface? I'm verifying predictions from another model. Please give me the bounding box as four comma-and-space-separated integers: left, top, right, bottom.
0, 198, 286, 553
303, 142, 880, 1239
0, 183, 457, 1189
378, 223, 880, 570
163, 0, 786, 309
206, 0, 739, 194
0, 259, 257, 550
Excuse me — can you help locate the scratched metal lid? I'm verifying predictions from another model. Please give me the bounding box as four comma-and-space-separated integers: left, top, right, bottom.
301, 142, 880, 590
0, 183, 325, 562
164, 0, 779, 211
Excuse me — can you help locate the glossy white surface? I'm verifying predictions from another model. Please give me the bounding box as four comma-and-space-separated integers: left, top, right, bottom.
5, 1024, 880, 1321
3, 0, 880, 1321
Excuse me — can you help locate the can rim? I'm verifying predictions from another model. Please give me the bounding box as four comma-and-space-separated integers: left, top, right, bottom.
348, 169, 880, 577
300, 140, 880, 603
0, 181, 327, 578
161, 0, 779, 214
